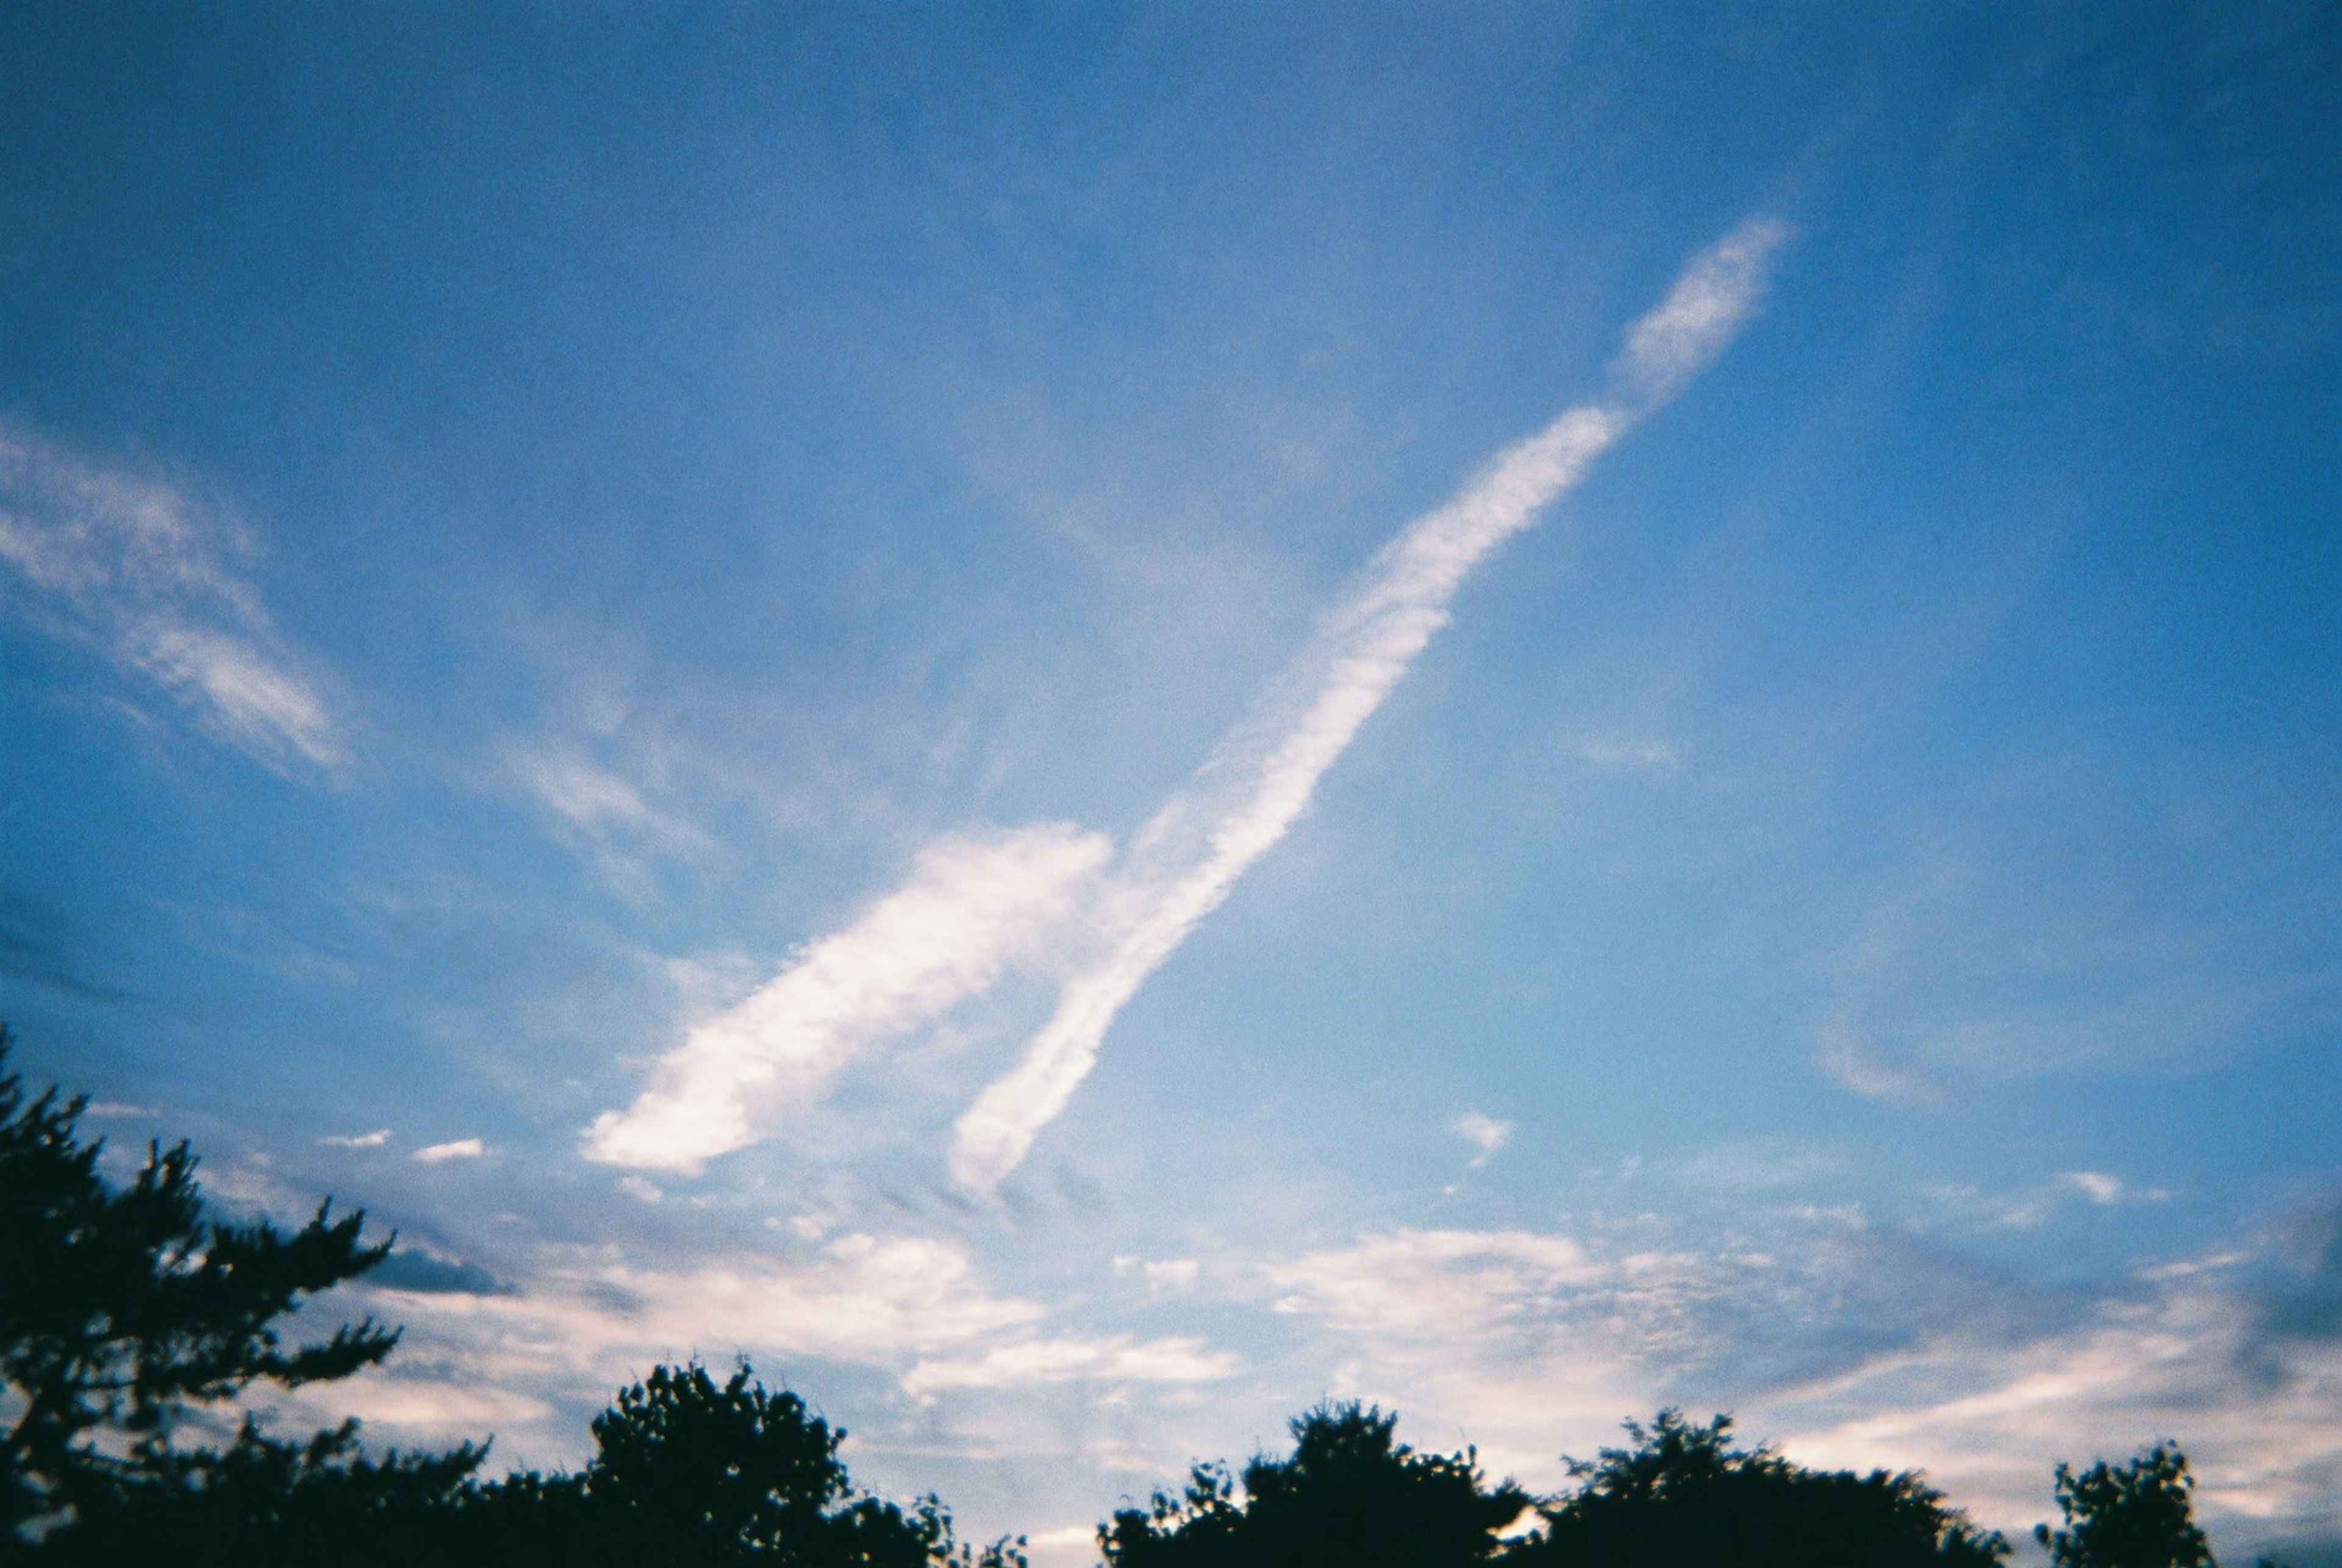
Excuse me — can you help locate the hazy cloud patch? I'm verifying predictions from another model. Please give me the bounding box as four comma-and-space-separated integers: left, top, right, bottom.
1453, 1112, 1514, 1168
0, 420, 344, 775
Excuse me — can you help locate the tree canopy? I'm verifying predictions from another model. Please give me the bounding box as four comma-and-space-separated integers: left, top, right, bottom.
1513, 1409, 2008, 1568
1101, 1400, 1531, 1568
2035, 1443, 2215, 1568
574, 1361, 1003, 1568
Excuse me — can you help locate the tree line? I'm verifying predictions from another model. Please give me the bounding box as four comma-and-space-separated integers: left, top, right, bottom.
0, 1030, 2261, 1567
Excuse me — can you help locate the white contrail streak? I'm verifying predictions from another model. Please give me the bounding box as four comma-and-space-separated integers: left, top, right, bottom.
584, 825, 1110, 1172
584, 218, 1786, 1184
947, 218, 1788, 1190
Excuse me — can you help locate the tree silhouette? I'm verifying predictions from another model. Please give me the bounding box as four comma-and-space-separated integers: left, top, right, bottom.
0, 1027, 414, 1546
1513, 1409, 2008, 1568
1101, 1400, 1531, 1568
32, 1414, 484, 1564
2034, 1443, 2215, 1568
576, 1360, 1011, 1568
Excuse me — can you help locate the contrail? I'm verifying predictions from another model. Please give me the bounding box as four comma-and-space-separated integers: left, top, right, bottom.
947, 218, 1789, 1190
585, 218, 1787, 1184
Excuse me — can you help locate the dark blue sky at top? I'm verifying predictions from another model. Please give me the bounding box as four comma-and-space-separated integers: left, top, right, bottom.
1, 3, 2337, 1555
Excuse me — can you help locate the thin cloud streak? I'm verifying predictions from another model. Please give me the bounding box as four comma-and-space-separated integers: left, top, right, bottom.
584, 217, 1787, 1186
585, 824, 1111, 1172
948, 217, 1789, 1191
0, 420, 344, 773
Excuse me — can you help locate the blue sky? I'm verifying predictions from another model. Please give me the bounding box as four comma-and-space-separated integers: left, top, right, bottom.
2, 3, 2338, 1560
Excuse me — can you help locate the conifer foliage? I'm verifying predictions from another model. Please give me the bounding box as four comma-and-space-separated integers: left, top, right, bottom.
0, 1026, 404, 1542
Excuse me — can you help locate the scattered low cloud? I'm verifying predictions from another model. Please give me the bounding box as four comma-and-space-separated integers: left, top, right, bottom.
1453, 1111, 1514, 1168
323, 1128, 392, 1148
413, 1137, 486, 1164
0, 420, 344, 775
84, 1101, 160, 1119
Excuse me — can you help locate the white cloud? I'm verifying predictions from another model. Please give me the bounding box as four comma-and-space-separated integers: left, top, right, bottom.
0, 420, 344, 773
322, 1128, 391, 1148
1453, 1111, 1513, 1167
84, 1101, 160, 1118
946, 219, 1789, 1193
413, 1137, 485, 1163
2063, 1171, 2124, 1205
902, 1334, 1241, 1397
583, 823, 1111, 1172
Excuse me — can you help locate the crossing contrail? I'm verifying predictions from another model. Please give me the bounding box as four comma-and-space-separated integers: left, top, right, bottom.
585, 218, 1789, 1187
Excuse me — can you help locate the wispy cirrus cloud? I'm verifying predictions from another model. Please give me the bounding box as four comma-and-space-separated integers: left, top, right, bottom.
0, 420, 345, 774
503, 742, 706, 851
585, 218, 1791, 1190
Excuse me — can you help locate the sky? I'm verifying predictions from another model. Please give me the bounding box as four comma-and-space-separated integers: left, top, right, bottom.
1, 3, 2338, 1561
